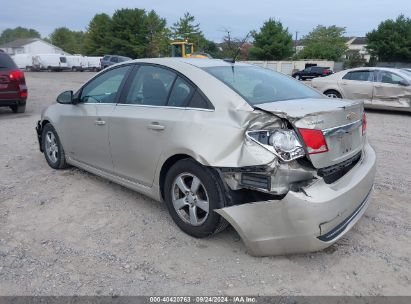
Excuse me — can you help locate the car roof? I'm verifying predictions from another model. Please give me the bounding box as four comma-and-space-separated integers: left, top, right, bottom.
345, 67, 405, 73
130, 57, 252, 68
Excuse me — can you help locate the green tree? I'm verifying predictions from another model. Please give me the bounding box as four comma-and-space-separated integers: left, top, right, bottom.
298, 25, 347, 61
249, 19, 293, 60
366, 15, 411, 62
50, 27, 84, 54
344, 50, 366, 68
0, 27, 41, 44
83, 13, 112, 56
109, 8, 148, 58
145, 10, 170, 57
171, 12, 202, 42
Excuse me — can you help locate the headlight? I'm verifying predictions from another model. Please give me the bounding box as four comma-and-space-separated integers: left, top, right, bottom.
246, 129, 305, 162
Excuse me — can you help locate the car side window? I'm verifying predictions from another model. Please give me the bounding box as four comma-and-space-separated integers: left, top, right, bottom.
343, 71, 373, 82
188, 90, 212, 109
125, 65, 176, 106
80, 65, 130, 104
110, 57, 118, 63
304, 67, 312, 72
378, 71, 405, 85
168, 77, 194, 107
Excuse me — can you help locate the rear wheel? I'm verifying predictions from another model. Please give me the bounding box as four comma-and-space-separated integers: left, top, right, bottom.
41, 123, 69, 169
324, 90, 342, 99
164, 159, 228, 238
10, 105, 26, 113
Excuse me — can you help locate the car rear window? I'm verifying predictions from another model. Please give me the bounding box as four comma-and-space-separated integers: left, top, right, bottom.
0, 53, 18, 70
204, 65, 322, 105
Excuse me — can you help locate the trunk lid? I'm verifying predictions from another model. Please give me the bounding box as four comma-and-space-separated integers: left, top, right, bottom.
255, 98, 365, 169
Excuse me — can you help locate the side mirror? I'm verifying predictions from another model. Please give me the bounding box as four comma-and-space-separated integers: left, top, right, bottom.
56, 90, 74, 104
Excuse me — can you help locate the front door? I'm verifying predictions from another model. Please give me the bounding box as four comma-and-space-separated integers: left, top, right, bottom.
59, 65, 131, 172
373, 70, 411, 108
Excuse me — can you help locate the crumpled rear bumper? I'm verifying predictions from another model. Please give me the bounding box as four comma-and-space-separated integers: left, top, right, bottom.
216, 143, 376, 256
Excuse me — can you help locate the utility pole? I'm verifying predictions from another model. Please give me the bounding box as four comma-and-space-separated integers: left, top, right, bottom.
295, 31, 299, 55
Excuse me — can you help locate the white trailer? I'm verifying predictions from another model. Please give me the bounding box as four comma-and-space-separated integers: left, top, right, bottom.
12, 54, 34, 71
66, 55, 86, 71
32, 54, 69, 71
84, 56, 102, 71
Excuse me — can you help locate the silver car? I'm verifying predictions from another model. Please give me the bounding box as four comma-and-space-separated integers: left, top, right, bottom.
36, 58, 376, 256
312, 67, 411, 112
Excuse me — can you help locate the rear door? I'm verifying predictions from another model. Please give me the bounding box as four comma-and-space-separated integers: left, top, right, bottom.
59, 65, 132, 172
338, 70, 374, 103
109, 64, 193, 187
373, 70, 411, 108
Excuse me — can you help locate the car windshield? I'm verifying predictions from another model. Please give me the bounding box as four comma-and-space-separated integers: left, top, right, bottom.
204, 65, 322, 105
401, 69, 411, 78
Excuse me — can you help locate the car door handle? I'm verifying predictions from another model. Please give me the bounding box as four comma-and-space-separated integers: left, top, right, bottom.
341, 82, 348, 85
375, 85, 382, 88
94, 119, 106, 126
147, 122, 165, 131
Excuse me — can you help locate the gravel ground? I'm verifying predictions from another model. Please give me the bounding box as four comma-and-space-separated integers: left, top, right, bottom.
0, 72, 410, 296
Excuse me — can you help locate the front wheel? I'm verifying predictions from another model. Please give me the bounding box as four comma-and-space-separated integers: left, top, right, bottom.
295, 75, 301, 80
41, 123, 69, 169
164, 159, 228, 238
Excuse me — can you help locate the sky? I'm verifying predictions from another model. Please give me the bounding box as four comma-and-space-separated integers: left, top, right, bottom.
0, 0, 409, 41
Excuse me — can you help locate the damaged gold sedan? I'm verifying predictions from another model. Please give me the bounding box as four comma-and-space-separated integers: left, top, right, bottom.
36, 58, 376, 256
312, 67, 411, 112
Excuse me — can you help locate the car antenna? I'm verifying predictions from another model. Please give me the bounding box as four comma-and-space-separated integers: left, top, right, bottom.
223, 32, 250, 64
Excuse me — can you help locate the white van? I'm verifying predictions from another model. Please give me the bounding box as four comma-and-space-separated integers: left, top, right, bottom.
32, 54, 69, 71
84, 56, 102, 71
66, 55, 87, 71
12, 54, 34, 71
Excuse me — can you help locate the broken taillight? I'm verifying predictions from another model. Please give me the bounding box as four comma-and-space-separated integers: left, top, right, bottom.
298, 128, 329, 154
362, 112, 367, 136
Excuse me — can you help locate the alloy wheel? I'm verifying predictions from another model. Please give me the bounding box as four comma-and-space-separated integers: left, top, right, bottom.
45, 131, 59, 163
171, 173, 210, 226
327, 93, 340, 98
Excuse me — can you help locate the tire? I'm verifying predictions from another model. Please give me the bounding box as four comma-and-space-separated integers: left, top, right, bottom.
324, 90, 342, 99
295, 75, 301, 80
164, 159, 228, 238
72, 67, 77, 72
47, 66, 53, 72
41, 123, 69, 169
10, 104, 26, 113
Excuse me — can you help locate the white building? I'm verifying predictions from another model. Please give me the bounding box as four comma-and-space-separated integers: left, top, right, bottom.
0, 38, 69, 56
345, 37, 371, 62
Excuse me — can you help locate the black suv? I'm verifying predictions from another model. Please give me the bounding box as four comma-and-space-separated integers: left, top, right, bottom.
100, 55, 132, 70
292, 66, 333, 80
0, 51, 27, 113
